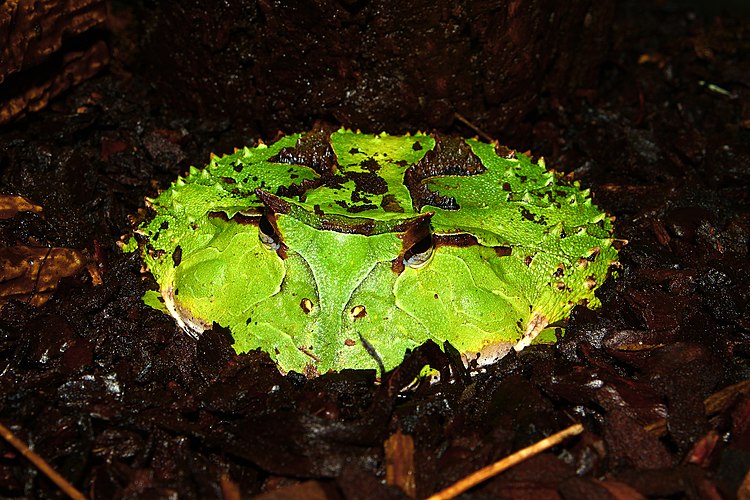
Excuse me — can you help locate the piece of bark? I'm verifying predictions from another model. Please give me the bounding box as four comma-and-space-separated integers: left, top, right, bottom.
0, 0, 108, 124
385, 430, 416, 498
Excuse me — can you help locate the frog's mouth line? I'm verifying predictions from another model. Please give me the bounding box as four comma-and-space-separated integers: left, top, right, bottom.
162, 284, 210, 339
514, 312, 549, 351
459, 312, 549, 370
461, 342, 514, 369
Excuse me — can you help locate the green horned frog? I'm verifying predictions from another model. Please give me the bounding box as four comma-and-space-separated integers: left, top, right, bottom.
132, 128, 619, 375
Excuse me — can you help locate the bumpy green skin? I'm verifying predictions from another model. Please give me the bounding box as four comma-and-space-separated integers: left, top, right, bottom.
138, 129, 618, 374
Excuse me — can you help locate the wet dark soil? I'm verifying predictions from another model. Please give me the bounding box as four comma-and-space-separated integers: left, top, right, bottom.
1, 1, 749, 498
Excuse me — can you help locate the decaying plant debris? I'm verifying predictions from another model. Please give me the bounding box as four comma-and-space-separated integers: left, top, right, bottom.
0, 1, 749, 498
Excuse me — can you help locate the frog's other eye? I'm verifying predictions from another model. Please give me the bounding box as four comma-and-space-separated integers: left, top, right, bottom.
403, 234, 434, 269
258, 215, 280, 250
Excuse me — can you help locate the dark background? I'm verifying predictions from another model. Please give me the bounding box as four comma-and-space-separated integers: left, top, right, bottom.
0, 1, 749, 498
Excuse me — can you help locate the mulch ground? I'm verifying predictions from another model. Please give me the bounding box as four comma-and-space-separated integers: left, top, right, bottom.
1, 1, 749, 498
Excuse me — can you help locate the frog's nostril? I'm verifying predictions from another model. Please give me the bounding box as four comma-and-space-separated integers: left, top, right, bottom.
300, 298, 314, 314
350, 305, 367, 319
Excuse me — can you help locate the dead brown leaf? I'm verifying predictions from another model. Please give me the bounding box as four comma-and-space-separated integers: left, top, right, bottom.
0, 194, 43, 220
0, 245, 86, 308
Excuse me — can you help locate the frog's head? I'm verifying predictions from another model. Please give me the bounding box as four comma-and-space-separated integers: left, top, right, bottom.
136, 129, 620, 375
253, 191, 440, 372
255, 188, 435, 269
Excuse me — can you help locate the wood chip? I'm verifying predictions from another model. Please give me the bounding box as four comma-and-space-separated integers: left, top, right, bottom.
645, 379, 750, 436
385, 429, 416, 498
0, 0, 108, 124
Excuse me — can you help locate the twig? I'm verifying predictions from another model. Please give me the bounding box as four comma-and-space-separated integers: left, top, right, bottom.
0, 421, 86, 500
453, 113, 494, 142
427, 423, 584, 500
28, 246, 53, 306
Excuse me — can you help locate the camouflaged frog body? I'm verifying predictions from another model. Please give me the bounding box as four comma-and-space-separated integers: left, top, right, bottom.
135, 129, 619, 374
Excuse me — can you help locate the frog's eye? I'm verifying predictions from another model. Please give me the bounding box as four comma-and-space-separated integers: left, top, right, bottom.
403, 234, 433, 269
258, 215, 280, 250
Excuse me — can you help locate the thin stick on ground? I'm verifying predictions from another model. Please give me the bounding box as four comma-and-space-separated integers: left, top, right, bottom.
0, 421, 86, 500
427, 423, 584, 500
453, 112, 494, 142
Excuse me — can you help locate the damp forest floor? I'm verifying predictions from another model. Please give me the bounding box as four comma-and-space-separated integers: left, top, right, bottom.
1, 3, 749, 499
